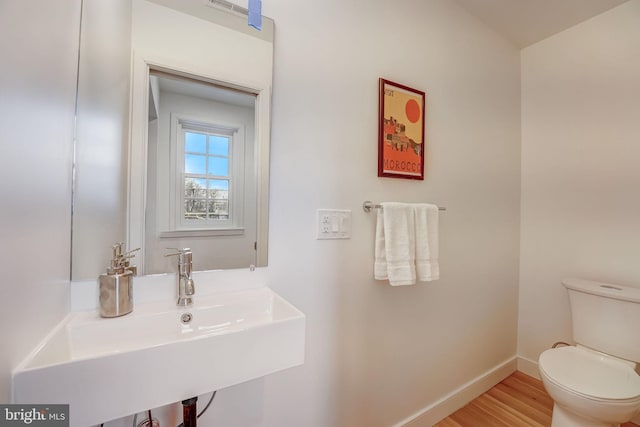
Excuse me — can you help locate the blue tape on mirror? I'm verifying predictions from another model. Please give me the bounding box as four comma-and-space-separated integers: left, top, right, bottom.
248, 0, 262, 30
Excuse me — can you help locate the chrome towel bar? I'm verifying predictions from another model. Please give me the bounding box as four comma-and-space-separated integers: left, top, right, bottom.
362, 200, 446, 213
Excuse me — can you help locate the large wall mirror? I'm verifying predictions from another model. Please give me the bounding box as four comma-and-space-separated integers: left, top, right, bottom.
72, 0, 273, 280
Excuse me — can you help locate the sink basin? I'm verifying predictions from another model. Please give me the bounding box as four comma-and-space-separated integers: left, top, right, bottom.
12, 286, 305, 426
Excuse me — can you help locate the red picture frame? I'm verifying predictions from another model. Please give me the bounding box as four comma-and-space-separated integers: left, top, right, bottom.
378, 78, 426, 180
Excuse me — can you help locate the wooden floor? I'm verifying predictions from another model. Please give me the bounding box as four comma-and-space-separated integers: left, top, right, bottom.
434, 371, 639, 427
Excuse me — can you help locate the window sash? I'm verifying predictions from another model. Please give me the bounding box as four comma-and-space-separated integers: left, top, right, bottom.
171, 115, 244, 231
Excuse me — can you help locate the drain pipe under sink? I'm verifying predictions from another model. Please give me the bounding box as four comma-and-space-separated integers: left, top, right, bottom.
181, 397, 198, 427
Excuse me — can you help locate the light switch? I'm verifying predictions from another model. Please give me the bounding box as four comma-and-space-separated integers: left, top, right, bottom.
331, 217, 340, 232
316, 209, 351, 239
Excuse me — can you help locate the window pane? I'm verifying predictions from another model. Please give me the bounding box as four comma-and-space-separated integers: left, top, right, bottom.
208, 157, 229, 176
185, 178, 206, 198
208, 179, 228, 192
184, 199, 207, 220
208, 200, 229, 220
208, 135, 229, 156
179, 124, 236, 226
185, 132, 206, 153
185, 154, 206, 174
208, 180, 228, 210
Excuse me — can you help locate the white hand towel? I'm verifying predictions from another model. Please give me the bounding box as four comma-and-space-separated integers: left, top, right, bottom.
374, 202, 416, 286
374, 211, 388, 280
415, 203, 439, 281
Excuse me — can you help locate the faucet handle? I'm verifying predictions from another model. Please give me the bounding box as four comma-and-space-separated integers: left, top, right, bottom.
165, 247, 192, 257
165, 248, 193, 268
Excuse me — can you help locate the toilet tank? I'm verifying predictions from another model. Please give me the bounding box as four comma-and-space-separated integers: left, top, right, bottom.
563, 277, 640, 363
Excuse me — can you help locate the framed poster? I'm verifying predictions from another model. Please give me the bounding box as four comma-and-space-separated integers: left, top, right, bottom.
378, 78, 425, 180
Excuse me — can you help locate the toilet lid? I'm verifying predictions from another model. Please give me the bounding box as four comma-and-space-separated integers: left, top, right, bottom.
539, 346, 640, 401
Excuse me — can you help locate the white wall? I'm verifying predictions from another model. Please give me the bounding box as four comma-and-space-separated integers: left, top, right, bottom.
0, 0, 79, 402
237, 1, 521, 426
519, 0, 640, 367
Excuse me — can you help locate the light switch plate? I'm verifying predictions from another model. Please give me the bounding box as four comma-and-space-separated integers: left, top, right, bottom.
316, 209, 351, 239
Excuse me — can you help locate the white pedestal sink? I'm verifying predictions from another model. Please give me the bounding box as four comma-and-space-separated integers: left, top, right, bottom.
12, 286, 305, 426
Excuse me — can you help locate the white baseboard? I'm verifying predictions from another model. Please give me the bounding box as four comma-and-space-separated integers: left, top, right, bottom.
393, 357, 517, 427
392, 355, 640, 426
516, 355, 540, 380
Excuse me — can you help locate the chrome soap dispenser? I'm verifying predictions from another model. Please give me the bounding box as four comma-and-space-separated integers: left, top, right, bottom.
99, 243, 139, 318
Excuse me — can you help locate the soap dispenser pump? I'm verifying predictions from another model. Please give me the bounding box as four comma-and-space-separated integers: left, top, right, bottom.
99, 243, 139, 318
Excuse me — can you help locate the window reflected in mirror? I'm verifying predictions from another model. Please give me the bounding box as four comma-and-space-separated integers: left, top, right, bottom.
144, 70, 259, 274
181, 124, 235, 226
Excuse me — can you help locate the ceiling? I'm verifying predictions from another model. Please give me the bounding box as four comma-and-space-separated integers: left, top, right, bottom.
154, 73, 255, 108
452, 0, 630, 48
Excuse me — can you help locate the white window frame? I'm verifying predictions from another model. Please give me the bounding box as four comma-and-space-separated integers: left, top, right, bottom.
163, 113, 245, 236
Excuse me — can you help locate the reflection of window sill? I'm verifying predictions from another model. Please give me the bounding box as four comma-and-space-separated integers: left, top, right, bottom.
158, 228, 245, 238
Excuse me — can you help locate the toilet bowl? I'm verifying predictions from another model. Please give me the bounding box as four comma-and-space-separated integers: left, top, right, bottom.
538, 346, 640, 427
538, 278, 640, 427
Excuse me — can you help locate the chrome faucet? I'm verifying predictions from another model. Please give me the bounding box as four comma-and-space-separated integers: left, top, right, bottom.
166, 248, 195, 306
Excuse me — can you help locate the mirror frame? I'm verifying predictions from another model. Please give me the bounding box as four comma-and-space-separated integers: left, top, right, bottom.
128, 52, 271, 273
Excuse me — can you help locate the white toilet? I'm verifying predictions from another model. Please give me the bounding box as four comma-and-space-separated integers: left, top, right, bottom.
538, 278, 640, 427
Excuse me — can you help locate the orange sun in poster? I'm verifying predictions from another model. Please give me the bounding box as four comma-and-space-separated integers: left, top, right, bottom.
405, 99, 421, 123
